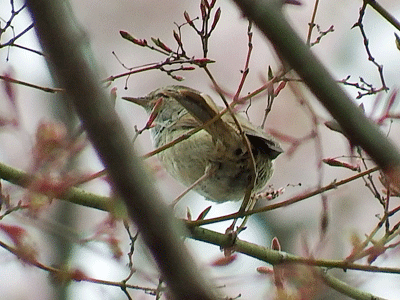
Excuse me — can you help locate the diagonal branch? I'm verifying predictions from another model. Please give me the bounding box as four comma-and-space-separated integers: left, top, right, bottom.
232, 0, 400, 180
25, 0, 218, 299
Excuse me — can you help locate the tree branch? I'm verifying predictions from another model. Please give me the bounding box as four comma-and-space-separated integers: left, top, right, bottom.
25, 0, 218, 299
232, 0, 400, 179
190, 226, 389, 300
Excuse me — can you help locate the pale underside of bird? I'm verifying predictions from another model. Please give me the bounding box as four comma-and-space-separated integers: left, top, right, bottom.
123, 85, 283, 202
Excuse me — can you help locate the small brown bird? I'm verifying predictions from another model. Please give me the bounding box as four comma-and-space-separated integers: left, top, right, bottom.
124, 85, 282, 202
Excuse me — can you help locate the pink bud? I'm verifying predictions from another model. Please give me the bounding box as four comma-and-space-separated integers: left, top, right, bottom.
173, 30, 183, 47
184, 11, 194, 26
256, 266, 274, 274
210, 7, 221, 32
271, 237, 281, 251
211, 254, 237, 266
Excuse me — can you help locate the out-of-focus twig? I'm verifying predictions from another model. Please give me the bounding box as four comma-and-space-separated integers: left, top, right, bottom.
0, 75, 64, 93
365, 0, 400, 31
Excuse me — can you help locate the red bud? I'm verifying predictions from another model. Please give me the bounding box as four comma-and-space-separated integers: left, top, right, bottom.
201, 0, 210, 9
211, 254, 237, 266
210, 7, 221, 32
274, 81, 286, 96
256, 266, 274, 274
200, 2, 206, 20
196, 206, 212, 220
151, 37, 172, 53
173, 30, 183, 47
271, 237, 281, 251
120, 31, 147, 46
184, 11, 194, 27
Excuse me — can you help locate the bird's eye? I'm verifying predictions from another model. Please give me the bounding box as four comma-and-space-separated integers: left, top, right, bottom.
234, 148, 243, 156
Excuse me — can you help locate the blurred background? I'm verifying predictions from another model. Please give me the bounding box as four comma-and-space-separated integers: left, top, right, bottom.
1, 0, 400, 299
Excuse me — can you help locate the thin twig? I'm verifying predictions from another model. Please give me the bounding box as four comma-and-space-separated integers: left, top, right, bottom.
189, 166, 380, 227
353, 1, 388, 95
0, 75, 64, 93
306, 0, 320, 45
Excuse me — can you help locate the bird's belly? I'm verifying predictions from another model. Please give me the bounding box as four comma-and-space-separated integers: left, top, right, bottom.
154, 130, 273, 202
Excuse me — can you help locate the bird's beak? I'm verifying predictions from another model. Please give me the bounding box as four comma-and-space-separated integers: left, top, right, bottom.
121, 96, 149, 108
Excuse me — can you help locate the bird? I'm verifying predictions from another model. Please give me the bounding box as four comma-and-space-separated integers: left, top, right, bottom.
123, 85, 283, 202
